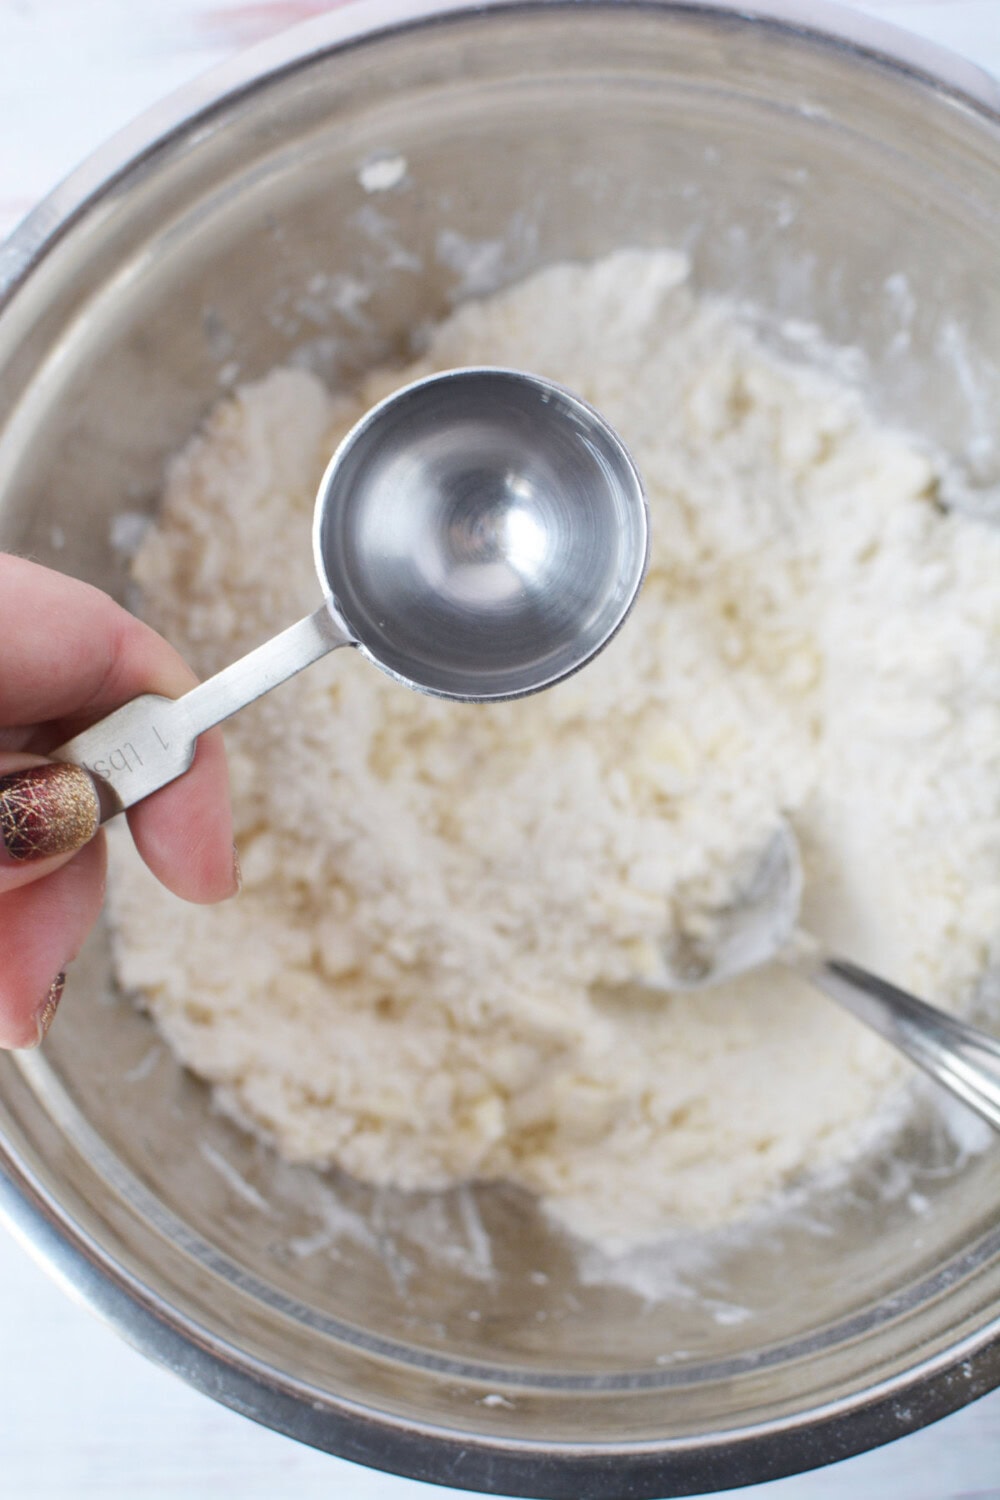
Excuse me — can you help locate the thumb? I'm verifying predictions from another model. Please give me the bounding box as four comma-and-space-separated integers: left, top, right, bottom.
0, 754, 102, 894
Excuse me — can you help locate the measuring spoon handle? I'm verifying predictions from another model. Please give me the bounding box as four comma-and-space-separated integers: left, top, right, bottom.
51, 605, 352, 818
804, 952, 1000, 1132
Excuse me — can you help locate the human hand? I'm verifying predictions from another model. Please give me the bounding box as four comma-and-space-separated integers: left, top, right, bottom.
0, 554, 238, 1049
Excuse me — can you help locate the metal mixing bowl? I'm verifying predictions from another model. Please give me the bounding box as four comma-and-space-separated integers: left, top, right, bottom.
2, 2, 1000, 1495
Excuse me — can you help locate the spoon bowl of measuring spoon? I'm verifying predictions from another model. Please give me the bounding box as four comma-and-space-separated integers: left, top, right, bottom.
53, 367, 648, 814
652, 818, 1000, 1134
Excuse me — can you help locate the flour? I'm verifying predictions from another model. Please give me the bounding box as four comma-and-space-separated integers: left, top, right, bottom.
107, 249, 1000, 1251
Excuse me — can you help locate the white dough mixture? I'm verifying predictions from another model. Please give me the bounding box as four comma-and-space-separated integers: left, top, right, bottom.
108, 250, 1000, 1249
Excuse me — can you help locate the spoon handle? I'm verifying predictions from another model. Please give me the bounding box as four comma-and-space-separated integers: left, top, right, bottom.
51, 605, 352, 819
808, 954, 1000, 1132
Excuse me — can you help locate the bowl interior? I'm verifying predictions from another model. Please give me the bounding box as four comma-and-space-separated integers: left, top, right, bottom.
1, 4, 1000, 1491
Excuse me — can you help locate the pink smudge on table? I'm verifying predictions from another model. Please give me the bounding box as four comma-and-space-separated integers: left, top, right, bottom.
199, 1, 362, 48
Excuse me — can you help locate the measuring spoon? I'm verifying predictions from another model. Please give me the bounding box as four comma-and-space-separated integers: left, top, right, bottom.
53, 367, 648, 815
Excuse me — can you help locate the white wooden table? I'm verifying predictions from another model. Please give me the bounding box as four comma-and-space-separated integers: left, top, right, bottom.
2, 2, 1000, 1496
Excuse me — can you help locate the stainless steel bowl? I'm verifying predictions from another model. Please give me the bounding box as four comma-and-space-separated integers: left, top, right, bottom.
2, 3, 1000, 1495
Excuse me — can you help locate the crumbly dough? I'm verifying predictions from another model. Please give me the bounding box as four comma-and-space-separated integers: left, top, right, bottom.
107, 250, 1000, 1249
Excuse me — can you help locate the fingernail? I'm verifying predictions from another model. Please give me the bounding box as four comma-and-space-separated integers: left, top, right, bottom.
0, 764, 100, 864
35, 972, 66, 1046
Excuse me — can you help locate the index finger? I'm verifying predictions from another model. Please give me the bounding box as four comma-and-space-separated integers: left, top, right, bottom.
1, 554, 236, 904
1, 553, 195, 727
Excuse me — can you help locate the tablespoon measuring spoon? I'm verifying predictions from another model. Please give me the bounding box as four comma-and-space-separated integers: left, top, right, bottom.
652, 819, 1000, 1133
53, 367, 648, 816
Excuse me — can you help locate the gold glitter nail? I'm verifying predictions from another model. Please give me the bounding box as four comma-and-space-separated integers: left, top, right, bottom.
35, 973, 66, 1045
0, 764, 100, 863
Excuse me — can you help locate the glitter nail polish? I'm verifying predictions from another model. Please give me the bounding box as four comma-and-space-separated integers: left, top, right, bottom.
35, 973, 66, 1045
0, 764, 100, 863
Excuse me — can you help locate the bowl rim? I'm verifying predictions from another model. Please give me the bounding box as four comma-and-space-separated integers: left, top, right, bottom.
2, 2, 1000, 1494
2, 0, 1000, 303
4, 1142, 999, 1497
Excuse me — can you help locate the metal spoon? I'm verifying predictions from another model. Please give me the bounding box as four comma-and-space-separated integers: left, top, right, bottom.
53, 367, 648, 816
655, 820, 1000, 1133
